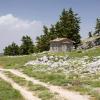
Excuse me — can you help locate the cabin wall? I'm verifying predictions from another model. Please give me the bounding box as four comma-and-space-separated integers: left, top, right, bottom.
62, 43, 73, 52
50, 42, 73, 52
50, 43, 62, 52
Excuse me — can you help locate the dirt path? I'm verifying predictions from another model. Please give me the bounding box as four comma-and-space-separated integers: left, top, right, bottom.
0, 71, 40, 100
0, 68, 90, 100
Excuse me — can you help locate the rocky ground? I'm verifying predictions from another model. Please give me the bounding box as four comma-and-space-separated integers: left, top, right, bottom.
25, 55, 100, 74
0, 48, 100, 100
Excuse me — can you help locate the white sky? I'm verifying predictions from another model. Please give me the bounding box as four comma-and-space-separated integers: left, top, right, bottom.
0, 14, 43, 52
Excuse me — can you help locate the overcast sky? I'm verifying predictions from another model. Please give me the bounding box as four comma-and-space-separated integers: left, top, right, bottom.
0, 0, 100, 52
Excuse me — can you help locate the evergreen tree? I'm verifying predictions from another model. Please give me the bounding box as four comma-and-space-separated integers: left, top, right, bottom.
4, 42, 19, 56
36, 26, 50, 52
94, 18, 100, 35
20, 35, 34, 55
58, 8, 81, 48
88, 32, 92, 37
36, 8, 81, 51
49, 25, 57, 39
43, 25, 49, 35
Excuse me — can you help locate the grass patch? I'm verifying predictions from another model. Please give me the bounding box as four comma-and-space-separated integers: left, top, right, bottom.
22, 67, 69, 86
0, 78, 24, 100
82, 80, 100, 88
1, 47, 100, 86
5, 71, 55, 100
48, 47, 100, 58
0, 47, 100, 69
0, 54, 42, 69
90, 91, 100, 100
65, 76, 100, 100
0, 47, 100, 99
0, 55, 34, 68
66, 85, 100, 100
22, 68, 100, 100
28, 82, 55, 100
67, 85, 91, 95
66, 47, 100, 58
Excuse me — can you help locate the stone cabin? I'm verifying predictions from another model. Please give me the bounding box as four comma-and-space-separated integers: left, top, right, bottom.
50, 38, 74, 52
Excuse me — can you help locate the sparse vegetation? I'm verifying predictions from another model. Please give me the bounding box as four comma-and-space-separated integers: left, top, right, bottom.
0, 1, 100, 100
0, 47, 100, 100
4, 71, 55, 100
0, 54, 38, 68
22, 67, 68, 86
0, 78, 24, 100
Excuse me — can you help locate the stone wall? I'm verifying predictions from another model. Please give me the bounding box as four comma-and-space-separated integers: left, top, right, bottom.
50, 42, 73, 52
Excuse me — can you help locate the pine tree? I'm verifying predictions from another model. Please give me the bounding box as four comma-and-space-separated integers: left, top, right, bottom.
88, 32, 92, 37
36, 8, 81, 51
4, 42, 19, 56
36, 26, 50, 52
20, 35, 34, 55
58, 8, 81, 48
94, 18, 100, 36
